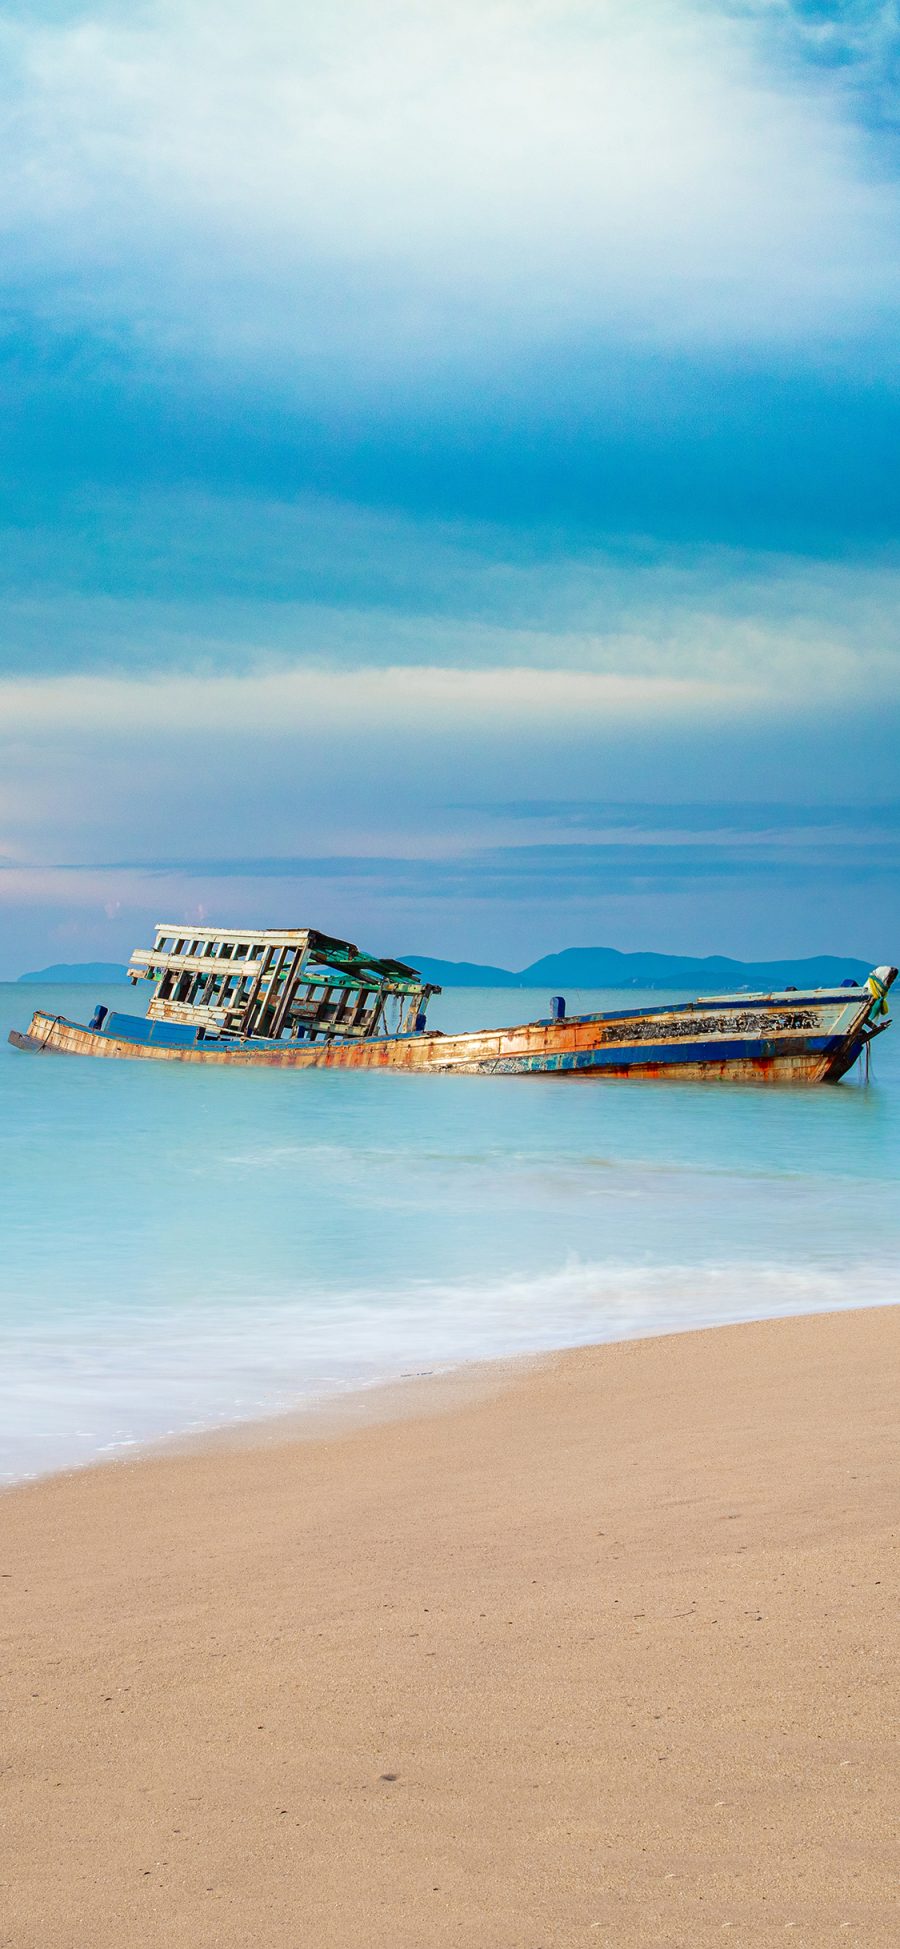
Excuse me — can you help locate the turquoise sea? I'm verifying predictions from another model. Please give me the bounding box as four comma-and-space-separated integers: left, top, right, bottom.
2, 979, 898, 1483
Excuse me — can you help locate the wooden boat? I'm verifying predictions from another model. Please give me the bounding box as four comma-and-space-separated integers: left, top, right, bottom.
9, 922, 896, 1084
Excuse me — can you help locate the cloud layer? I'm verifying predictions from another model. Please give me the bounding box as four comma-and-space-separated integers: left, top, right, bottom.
3, 0, 900, 373
2, 2, 899, 969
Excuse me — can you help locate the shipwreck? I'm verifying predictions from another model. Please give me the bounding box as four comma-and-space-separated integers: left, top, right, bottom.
8, 923, 897, 1083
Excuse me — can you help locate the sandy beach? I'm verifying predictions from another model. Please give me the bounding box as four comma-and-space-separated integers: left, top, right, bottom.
1, 1306, 896, 1947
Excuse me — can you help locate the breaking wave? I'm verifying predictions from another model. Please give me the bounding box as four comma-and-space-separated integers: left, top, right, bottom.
1, 1254, 896, 1484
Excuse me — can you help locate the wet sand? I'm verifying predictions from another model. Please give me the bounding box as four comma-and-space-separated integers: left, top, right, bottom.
1, 1306, 897, 1947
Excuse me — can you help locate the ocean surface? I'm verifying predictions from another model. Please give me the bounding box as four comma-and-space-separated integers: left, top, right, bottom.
2, 978, 898, 1483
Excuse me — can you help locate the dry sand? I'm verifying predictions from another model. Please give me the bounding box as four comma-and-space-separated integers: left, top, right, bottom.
1, 1307, 897, 1948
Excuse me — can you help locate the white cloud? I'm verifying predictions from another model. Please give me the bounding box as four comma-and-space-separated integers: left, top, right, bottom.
0, 662, 758, 741
2, 484, 899, 694
2, 0, 898, 364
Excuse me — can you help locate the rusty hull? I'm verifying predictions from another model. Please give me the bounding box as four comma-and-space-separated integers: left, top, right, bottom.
10, 999, 875, 1084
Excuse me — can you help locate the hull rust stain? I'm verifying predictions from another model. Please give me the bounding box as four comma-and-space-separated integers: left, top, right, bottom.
10, 991, 895, 1085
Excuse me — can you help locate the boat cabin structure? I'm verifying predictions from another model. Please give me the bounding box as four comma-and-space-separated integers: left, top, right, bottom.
126, 925, 439, 1044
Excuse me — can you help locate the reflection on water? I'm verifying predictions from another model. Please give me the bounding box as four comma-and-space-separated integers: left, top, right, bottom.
2, 981, 898, 1481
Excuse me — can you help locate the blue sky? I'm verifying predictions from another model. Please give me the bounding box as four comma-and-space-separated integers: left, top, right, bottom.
1, 0, 899, 974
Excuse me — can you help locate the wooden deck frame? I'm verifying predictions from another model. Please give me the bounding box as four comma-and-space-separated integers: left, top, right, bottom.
127, 924, 438, 1045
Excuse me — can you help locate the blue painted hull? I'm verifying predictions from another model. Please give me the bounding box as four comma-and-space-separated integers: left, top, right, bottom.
10, 979, 890, 1084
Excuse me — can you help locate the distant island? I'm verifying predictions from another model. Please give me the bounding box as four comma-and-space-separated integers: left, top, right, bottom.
17, 962, 130, 984
18, 948, 874, 990
401, 948, 873, 990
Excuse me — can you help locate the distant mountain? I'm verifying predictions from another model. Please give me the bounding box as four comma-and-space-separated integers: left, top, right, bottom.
399, 955, 520, 986
17, 962, 129, 984
16, 948, 875, 992
404, 947, 874, 990
518, 948, 874, 990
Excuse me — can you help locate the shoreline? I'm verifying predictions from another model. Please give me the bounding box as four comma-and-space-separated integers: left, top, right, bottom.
2, 1305, 897, 1944
3, 1289, 898, 1495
